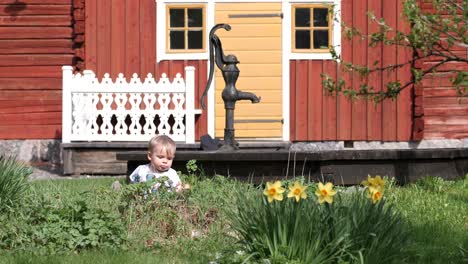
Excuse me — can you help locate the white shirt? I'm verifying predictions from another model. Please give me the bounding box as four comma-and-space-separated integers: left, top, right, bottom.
129, 164, 181, 188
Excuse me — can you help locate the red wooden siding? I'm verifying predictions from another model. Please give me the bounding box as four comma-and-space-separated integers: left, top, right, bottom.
0, 0, 74, 139
290, 0, 413, 141
413, 1, 468, 139
84, 0, 208, 139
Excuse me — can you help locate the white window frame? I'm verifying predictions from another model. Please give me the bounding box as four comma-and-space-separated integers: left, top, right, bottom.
156, 0, 212, 62
285, 0, 341, 60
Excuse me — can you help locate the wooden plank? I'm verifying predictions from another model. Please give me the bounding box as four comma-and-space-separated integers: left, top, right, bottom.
366, 0, 383, 140
294, 60, 308, 141
0, 99, 61, 109
140, 0, 156, 76
423, 88, 461, 97
0, 112, 61, 125
0, 5, 71, 15
425, 116, 468, 125
226, 51, 282, 64
0, 90, 61, 100
110, 0, 126, 76
85, 0, 97, 71
215, 3, 281, 11
125, 0, 140, 77
215, 103, 283, 117
230, 64, 281, 77
0, 47, 73, 54
0, 54, 73, 66
0, 15, 72, 26
189, 60, 208, 138
424, 97, 468, 106
289, 61, 297, 140
215, 37, 281, 51
156, 60, 170, 78
309, 60, 323, 140
0, 125, 61, 139
425, 124, 468, 133
382, 0, 397, 141
396, 0, 413, 141
216, 129, 282, 138
0, 66, 62, 77
0, 103, 61, 114
424, 131, 468, 139
218, 76, 282, 90
351, 0, 367, 140
0, 78, 61, 89
169, 60, 185, 80
96, 0, 111, 77
216, 24, 281, 37
0, 0, 70, 4
421, 73, 459, 87
337, 0, 352, 140
0, 39, 72, 48
0, 27, 72, 39
425, 106, 468, 116
322, 60, 337, 140
216, 11, 283, 24
215, 90, 281, 103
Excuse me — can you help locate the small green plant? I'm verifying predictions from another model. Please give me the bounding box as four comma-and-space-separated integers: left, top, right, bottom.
414, 176, 446, 193
186, 159, 199, 175
0, 155, 32, 211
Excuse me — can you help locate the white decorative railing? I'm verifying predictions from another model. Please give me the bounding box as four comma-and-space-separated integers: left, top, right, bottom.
62, 66, 201, 144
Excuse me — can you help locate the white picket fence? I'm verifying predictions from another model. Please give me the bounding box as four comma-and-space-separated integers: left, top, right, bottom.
62, 66, 201, 144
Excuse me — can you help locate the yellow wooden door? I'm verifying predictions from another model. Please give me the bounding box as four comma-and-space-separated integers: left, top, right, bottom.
215, 3, 282, 139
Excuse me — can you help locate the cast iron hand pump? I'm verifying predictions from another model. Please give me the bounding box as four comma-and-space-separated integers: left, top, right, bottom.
201, 24, 261, 150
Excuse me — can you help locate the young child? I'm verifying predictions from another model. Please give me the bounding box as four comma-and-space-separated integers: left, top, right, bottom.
129, 135, 182, 192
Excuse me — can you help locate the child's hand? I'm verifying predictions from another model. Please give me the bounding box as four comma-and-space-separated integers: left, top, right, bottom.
175, 183, 191, 192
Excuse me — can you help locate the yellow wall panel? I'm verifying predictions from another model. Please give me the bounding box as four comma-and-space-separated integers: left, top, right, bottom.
215, 90, 282, 103
215, 2, 282, 139
216, 3, 281, 11
216, 37, 281, 51
213, 51, 281, 64
216, 24, 281, 37
215, 129, 283, 138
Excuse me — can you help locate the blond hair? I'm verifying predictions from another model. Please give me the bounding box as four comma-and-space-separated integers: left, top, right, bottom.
148, 135, 176, 156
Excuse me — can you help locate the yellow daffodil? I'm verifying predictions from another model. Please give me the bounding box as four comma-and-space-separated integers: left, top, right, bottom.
287, 181, 308, 202
362, 175, 385, 192
368, 188, 383, 204
315, 182, 337, 204
263, 181, 285, 203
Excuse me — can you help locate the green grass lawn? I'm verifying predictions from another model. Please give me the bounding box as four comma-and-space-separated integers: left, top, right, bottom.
0, 174, 467, 264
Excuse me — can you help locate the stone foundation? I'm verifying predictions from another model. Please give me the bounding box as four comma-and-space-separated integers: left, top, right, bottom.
0, 140, 62, 166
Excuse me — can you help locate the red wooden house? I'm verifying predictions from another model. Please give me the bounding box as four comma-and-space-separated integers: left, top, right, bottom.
0, 0, 466, 174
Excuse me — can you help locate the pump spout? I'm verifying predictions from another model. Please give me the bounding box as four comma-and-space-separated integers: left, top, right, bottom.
237, 91, 261, 103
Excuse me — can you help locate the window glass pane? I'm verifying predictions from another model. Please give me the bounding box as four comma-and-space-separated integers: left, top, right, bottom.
188, 8, 203, 27
295, 30, 310, 49
313, 8, 329, 27
188, 30, 203, 49
313, 30, 329, 49
170, 31, 185, 49
295, 8, 310, 27
169, 9, 185, 27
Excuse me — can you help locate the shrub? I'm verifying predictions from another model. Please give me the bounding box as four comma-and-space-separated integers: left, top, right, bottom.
0, 155, 32, 211
0, 191, 127, 254
225, 176, 410, 264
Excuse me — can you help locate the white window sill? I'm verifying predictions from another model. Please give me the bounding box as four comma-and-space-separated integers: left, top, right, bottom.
157, 52, 208, 62
289, 52, 334, 60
